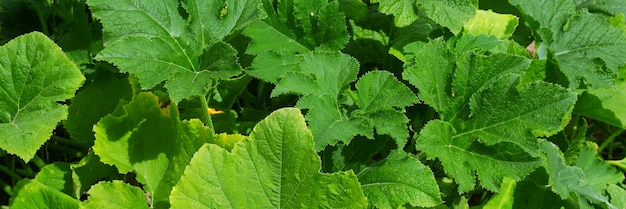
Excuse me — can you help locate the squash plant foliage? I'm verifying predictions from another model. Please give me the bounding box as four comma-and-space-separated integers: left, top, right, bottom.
1, 0, 626, 208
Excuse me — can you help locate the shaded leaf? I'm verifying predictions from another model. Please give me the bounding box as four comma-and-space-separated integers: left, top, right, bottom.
93, 92, 213, 208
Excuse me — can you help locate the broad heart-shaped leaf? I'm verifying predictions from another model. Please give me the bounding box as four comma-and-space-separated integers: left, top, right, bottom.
510, 0, 626, 89
540, 140, 619, 209
93, 92, 213, 208
80, 181, 149, 209
0, 32, 85, 162
370, 0, 476, 33
169, 108, 367, 208
357, 151, 442, 208
87, 0, 263, 103
243, 0, 349, 83
417, 120, 542, 193
9, 163, 80, 209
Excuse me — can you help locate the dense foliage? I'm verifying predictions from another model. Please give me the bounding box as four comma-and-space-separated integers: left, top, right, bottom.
1, 0, 626, 208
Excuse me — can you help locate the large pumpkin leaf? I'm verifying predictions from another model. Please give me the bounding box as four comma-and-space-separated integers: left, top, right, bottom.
404, 39, 577, 193
86, 0, 264, 102
170, 108, 367, 208
0, 32, 85, 162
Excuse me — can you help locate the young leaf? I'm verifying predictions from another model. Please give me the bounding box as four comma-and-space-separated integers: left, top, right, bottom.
463, 10, 519, 40
371, 0, 476, 33
0, 32, 85, 162
93, 92, 213, 208
9, 163, 80, 209
79, 181, 149, 209
357, 151, 442, 208
169, 108, 367, 208
87, 0, 262, 102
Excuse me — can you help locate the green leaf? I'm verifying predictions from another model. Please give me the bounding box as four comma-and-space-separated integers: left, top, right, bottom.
93, 92, 213, 208
245, 0, 348, 54
575, 72, 626, 128
297, 94, 373, 151
338, 0, 368, 20
182, 0, 266, 46
510, 0, 626, 88
417, 120, 542, 193
371, 0, 476, 33
246, 49, 304, 84
243, 0, 349, 83
483, 177, 516, 209
64, 74, 132, 145
70, 153, 118, 198
357, 151, 442, 208
9, 163, 80, 209
273, 50, 359, 97
404, 40, 576, 154
354, 71, 418, 147
0, 32, 85, 162
539, 140, 618, 209
355, 71, 418, 112
169, 108, 367, 208
405, 38, 576, 193
463, 10, 518, 39
574, 142, 624, 194
79, 181, 149, 209
607, 184, 626, 209
87, 0, 262, 102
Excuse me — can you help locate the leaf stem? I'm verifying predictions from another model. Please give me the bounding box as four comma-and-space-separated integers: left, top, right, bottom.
50, 135, 88, 148
0, 178, 12, 196
199, 95, 215, 132
30, 156, 47, 170
0, 164, 22, 182
346, 89, 359, 104
598, 129, 624, 153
